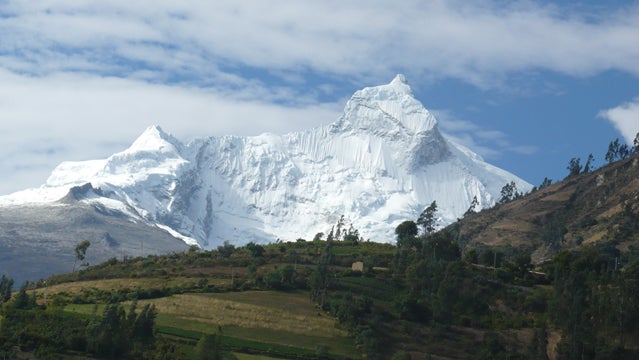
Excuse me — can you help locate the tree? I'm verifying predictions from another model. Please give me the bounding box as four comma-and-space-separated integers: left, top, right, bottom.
634, 132, 639, 154
12, 282, 33, 309
464, 196, 479, 217
499, 181, 517, 204
310, 240, 333, 309
245, 242, 265, 257
417, 201, 438, 236
87, 303, 130, 356
217, 241, 235, 258
583, 153, 595, 173
73, 240, 91, 272
606, 139, 620, 163
0, 275, 13, 304
195, 333, 222, 360
334, 215, 346, 240
619, 144, 631, 160
395, 220, 418, 246
566, 157, 582, 177
132, 304, 157, 341
539, 177, 552, 189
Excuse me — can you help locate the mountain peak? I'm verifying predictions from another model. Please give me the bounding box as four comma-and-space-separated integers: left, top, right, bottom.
337, 75, 436, 136
388, 73, 410, 91
0, 78, 532, 252
127, 125, 182, 154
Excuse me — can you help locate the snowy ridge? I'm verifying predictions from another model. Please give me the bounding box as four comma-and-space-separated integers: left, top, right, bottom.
0, 75, 532, 248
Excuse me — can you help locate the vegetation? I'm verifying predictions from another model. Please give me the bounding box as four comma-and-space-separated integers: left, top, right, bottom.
1, 133, 639, 358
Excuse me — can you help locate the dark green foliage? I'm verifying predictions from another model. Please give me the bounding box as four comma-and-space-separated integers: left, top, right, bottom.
423, 229, 461, 263
540, 212, 568, 247
498, 181, 518, 203
73, 240, 91, 272
0, 307, 89, 357
195, 333, 222, 360
478, 248, 504, 267
464, 195, 479, 216
417, 200, 438, 235
547, 247, 639, 359
217, 241, 235, 258
583, 153, 595, 173
85, 300, 159, 357
539, 177, 553, 189
395, 220, 419, 249
310, 240, 333, 308
87, 303, 129, 356
132, 303, 157, 341
12, 282, 36, 310
0, 275, 13, 304
0, 296, 164, 358
606, 138, 621, 163
263, 265, 297, 290
566, 157, 582, 177
606, 138, 632, 164
245, 242, 265, 257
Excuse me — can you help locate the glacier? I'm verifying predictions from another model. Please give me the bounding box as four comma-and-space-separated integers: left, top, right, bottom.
0, 75, 532, 248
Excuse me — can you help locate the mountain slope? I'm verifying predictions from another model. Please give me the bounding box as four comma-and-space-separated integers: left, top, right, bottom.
1, 75, 531, 251
0, 185, 189, 285
454, 155, 639, 262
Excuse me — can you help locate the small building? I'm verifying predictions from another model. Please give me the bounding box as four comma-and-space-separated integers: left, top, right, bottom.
351, 261, 364, 272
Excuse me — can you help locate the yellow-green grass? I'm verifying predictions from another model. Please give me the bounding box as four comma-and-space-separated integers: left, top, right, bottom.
40, 277, 230, 297
65, 291, 359, 358
140, 291, 358, 357
138, 291, 346, 338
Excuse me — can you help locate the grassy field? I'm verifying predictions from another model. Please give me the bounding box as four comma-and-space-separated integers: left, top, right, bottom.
65, 290, 360, 359
41, 276, 231, 296
233, 354, 282, 360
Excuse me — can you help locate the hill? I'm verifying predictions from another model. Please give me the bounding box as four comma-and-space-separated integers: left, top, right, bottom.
1, 155, 639, 359
454, 155, 639, 263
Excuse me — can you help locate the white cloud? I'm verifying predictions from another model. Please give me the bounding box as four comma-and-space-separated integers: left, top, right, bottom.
0, 1, 636, 194
433, 109, 538, 159
599, 98, 639, 144
1, 1, 638, 87
0, 70, 342, 194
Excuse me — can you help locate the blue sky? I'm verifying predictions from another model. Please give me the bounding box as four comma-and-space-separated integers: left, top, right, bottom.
0, 1, 638, 194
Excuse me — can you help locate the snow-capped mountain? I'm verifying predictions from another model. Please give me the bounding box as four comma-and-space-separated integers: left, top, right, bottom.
0, 75, 531, 248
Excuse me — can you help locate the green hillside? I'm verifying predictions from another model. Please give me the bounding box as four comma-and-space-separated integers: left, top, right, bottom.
2, 155, 639, 359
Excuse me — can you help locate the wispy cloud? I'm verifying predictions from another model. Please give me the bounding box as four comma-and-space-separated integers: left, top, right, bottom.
0, 1, 637, 194
433, 110, 538, 159
1, 1, 639, 87
0, 70, 342, 194
598, 98, 639, 144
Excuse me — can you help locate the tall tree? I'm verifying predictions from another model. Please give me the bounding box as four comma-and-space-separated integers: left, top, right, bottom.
606, 139, 621, 163
0, 275, 13, 304
634, 132, 639, 154
464, 196, 479, 217
566, 157, 582, 177
619, 144, 631, 160
583, 154, 595, 173
499, 181, 517, 204
12, 282, 31, 309
395, 220, 419, 249
195, 333, 222, 360
417, 201, 438, 236
539, 177, 552, 189
73, 240, 91, 272
310, 239, 334, 309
